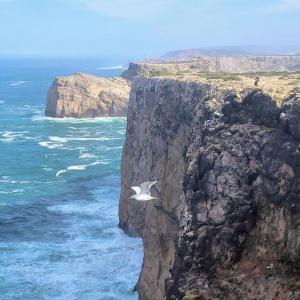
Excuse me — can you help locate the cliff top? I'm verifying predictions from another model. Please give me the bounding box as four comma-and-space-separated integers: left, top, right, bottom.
123, 60, 300, 104
45, 72, 131, 118
56, 72, 129, 86
147, 71, 300, 105
54, 72, 131, 99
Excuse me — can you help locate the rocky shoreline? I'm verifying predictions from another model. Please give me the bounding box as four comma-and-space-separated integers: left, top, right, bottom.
119, 77, 300, 299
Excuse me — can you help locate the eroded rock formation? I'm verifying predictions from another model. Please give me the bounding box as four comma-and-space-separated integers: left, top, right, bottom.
122, 56, 300, 80
119, 78, 300, 300
45, 73, 130, 118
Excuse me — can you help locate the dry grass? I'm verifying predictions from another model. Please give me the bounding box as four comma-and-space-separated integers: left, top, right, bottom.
143, 68, 300, 105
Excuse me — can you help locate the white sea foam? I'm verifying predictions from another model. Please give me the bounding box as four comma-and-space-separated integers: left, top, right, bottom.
43, 167, 53, 171
39, 141, 64, 149
88, 161, 103, 166
0, 131, 29, 142
96, 160, 111, 165
9, 81, 30, 86
75, 137, 115, 141
48, 136, 117, 143
56, 165, 86, 177
67, 165, 87, 171
0, 179, 16, 183
2, 131, 27, 137
79, 153, 96, 159
0, 189, 24, 194
32, 115, 126, 123
55, 160, 106, 177
96, 65, 127, 70
0, 100, 5, 104
0, 179, 30, 184
56, 170, 67, 177
48, 136, 68, 143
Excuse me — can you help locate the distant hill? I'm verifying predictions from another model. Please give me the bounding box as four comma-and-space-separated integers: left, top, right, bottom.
160, 47, 300, 61
123, 56, 300, 80
161, 47, 249, 61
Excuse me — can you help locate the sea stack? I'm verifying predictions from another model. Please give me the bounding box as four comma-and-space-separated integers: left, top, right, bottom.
45, 73, 131, 118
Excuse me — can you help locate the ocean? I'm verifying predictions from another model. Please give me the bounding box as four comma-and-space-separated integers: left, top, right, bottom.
0, 57, 143, 300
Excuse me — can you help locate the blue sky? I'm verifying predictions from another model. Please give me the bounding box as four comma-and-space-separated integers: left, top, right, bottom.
0, 0, 299, 58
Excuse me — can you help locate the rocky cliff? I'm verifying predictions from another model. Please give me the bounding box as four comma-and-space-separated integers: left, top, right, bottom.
122, 56, 300, 80
119, 78, 300, 299
45, 56, 300, 118
45, 73, 130, 118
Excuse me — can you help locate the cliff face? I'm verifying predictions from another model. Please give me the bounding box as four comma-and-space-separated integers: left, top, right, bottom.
45, 73, 130, 118
119, 78, 300, 299
122, 56, 300, 79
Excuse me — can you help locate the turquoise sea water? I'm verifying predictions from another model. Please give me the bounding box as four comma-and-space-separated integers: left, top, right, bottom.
0, 58, 143, 299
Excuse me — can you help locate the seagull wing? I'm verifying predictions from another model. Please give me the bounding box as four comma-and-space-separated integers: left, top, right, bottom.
131, 186, 141, 194
139, 181, 158, 194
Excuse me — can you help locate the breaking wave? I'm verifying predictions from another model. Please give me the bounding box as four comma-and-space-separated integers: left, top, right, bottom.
0, 131, 30, 143
32, 116, 126, 123
97, 65, 127, 70
9, 81, 30, 86
55, 161, 106, 177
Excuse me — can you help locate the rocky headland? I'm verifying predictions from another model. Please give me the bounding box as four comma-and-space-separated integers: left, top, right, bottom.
45, 55, 300, 118
123, 55, 300, 79
119, 73, 300, 299
45, 73, 130, 118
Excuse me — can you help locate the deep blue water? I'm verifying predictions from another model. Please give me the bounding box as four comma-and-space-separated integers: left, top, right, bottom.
0, 58, 143, 299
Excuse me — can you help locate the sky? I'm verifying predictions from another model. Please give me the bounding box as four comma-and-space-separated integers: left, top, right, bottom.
0, 0, 299, 59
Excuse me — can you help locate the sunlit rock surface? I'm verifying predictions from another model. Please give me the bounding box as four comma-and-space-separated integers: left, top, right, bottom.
45, 73, 130, 118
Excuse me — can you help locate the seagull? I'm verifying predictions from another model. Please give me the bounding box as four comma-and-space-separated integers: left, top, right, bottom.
130, 180, 158, 201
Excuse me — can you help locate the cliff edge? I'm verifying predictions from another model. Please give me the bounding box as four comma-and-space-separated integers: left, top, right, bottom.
122, 56, 300, 80
119, 77, 300, 299
45, 73, 131, 118
45, 56, 300, 118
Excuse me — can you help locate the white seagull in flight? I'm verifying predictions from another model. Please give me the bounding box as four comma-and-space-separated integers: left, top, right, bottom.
130, 180, 158, 201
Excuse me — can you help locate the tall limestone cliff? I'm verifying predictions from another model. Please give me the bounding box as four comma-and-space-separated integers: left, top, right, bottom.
45, 73, 130, 118
119, 78, 300, 299
122, 56, 300, 80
